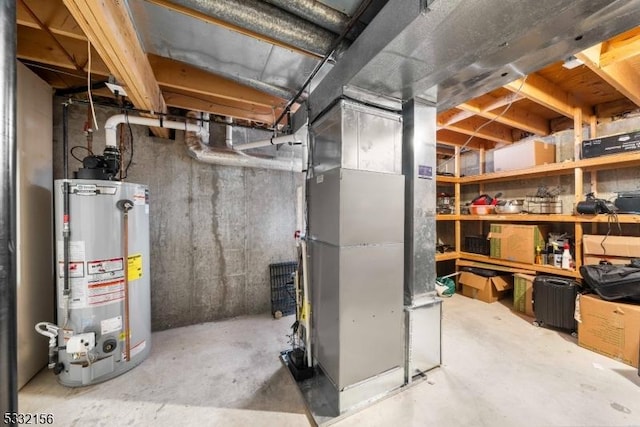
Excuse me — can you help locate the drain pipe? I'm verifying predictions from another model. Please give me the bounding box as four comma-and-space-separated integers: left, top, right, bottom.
104, 114, 303, 172
233, 126, 307, 151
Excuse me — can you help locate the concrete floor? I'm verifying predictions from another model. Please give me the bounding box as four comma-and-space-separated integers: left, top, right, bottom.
19, 295, 640, 426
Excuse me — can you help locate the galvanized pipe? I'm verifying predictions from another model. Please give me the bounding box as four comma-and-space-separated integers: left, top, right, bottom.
263, 0, 348, 34
0, 0, 17, 416
170, 0, 336, 56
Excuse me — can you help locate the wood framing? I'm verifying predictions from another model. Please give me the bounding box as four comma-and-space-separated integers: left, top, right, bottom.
457, 99, 549, 136
63, 0, 169, 137
439, 116, 514, 144
576, 44, 640, 108
149, 55, 287, 122
504, 72, 592, 123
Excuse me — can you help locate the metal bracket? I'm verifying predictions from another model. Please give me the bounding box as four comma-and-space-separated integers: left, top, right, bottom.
421, 0, 436, 13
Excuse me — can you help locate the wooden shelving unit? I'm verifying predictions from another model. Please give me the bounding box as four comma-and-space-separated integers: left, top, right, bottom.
435, 138, 640, 279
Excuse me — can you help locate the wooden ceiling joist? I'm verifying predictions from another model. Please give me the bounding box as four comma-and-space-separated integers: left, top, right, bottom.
576, 44, 640, 108
436, 129, 495, 150
149, 55, 287, 123
504, 73, 592, 123
17, 0, 86, 41
63, 0, 169, 137
439, 116, 514, 144
17, 26, 110, 75
457, 99, 549, 136
599, 27, 640, 67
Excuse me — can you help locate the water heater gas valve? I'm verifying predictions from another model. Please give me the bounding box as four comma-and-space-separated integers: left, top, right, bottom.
66, 333, 96, 355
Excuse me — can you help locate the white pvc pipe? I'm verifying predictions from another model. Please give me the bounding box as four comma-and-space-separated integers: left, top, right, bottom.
104, 114, 209, 147
224, 117, 233, 148
104, 113, 303, 172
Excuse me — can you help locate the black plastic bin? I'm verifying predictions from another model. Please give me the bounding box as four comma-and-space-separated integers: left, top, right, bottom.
269, 261, 298, 317
464, 235, 490, 255
532, 275, 579, 333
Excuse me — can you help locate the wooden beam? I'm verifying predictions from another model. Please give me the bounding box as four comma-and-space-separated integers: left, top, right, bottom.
576, 43, 640, 108
146, 0, 322, 59
436, 129, 495, 150
481, 93, 524, 112
438, 108, 474, 127
149, 55, 287, 110
161, 88, 286, 125
439, 116, 513, 144
17, 0, 86, 41
504, 73, 592, 123
595, 98, 639, 119
599, 27, 640, 67
457, 99, 549, 136
18, 26, 110, 75
63, 0, 169, 137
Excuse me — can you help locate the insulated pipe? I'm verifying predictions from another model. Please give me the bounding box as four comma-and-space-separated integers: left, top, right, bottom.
233, 129, 305, 151
169, 0, 337, 56
184, 125, 302, 173
263, 0, 348, 34
104, 113, 303, 172
104, 114, 210, 148
0, 0, 17, 415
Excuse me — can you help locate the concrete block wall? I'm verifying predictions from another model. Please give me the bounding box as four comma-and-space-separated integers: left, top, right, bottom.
53, 99, 301, 330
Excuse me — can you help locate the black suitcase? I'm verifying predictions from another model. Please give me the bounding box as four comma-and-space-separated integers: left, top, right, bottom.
532, 275, 579, 333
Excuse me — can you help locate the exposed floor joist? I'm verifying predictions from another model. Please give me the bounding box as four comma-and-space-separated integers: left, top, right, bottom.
439, 116, 514, 144
149, 55, 288, 124
63, 0, 169, 138
599, 27, 640, 67
457, 99, 549, 136
437, 129, 495, 151
504, 73, 592, 123
576, 44, 640, 108
146, 0, 323, 59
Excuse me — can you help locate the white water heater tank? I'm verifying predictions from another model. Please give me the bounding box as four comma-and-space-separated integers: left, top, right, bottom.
54, 179, 151, 386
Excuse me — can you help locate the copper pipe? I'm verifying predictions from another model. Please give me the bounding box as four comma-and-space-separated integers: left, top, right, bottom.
123, 209, 131, 361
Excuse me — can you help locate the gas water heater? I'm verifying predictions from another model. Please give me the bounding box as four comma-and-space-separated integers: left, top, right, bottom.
39, 178, 151, 386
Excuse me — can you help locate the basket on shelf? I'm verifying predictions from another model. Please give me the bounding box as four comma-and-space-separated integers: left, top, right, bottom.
526, 195, 562, 214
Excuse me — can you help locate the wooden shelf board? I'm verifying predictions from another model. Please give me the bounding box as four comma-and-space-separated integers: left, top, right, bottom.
436, 214, 460, 221
436, 252, 459, 262
458, 252, 582, 278
458, 152, 640, 185
436, 175, 459, 183
459, 214, 579, 222
575, 214, 640, 223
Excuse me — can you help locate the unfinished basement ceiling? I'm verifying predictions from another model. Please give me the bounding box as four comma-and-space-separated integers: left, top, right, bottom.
14, 0, 640, 150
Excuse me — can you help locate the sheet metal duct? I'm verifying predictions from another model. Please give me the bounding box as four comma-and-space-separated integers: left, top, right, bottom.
309, 0, 640, 118
0, 0, 17, 415
263, 0, 349, 34
164, 0, 337, 56
307, 99, 404, 415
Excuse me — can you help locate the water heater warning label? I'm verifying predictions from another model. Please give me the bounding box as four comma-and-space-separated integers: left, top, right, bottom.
128, 254, 143, 281
87, 258, 124, 275
88, 278, 125, 306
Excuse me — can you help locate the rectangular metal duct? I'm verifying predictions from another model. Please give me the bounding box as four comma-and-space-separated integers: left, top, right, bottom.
308, 99, 404, 414
308, 0, 640, 119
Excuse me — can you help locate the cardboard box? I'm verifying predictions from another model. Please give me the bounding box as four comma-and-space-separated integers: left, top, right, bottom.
489, 224, 548, 265
459, 271, 513, 303
513, 273, 535, 317
578, 294, 640, 368
581, 130, 640, 159
583, 235, 640, 259
493, 140, 555, 172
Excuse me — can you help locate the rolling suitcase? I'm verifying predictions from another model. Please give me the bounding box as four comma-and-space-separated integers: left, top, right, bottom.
532, 275, 579, 334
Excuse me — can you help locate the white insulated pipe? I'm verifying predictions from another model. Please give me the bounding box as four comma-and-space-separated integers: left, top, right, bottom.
104, 114, 209, 147
233, 130, 304, 151
104, 113, 303, 172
